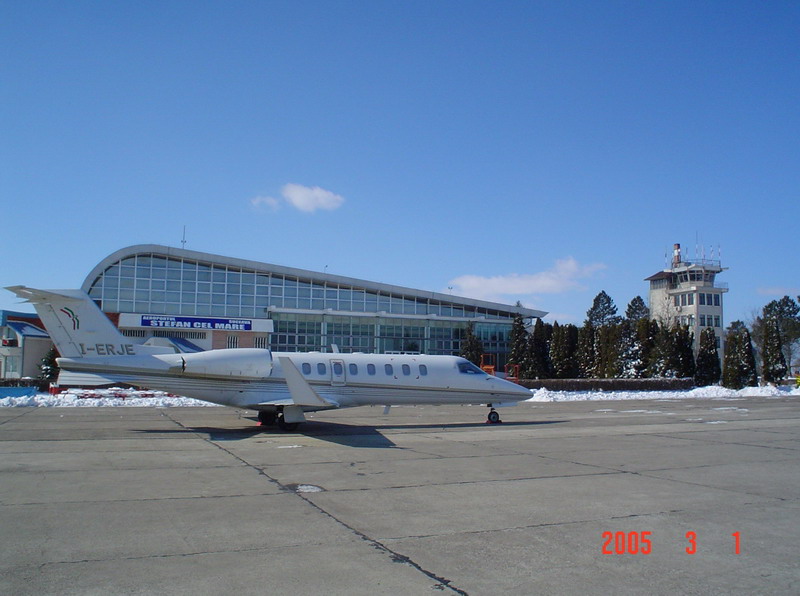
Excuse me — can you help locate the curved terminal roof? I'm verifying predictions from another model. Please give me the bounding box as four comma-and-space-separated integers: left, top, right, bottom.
82, 244, 546, 320
7, 321, 48, 338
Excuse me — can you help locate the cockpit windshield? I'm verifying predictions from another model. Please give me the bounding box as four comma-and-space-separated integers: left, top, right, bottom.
458, 362, 485, 375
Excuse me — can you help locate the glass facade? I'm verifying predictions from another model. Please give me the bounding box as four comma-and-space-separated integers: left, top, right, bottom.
86, 249, 538, 364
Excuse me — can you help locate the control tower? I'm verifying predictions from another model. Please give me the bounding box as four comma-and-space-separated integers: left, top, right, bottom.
645, 243, 728, 354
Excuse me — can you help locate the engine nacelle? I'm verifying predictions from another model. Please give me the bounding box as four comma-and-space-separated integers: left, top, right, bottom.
159, 348, 274, 379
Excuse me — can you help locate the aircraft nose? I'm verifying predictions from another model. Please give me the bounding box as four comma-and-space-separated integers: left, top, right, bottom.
491, 376, 531, 397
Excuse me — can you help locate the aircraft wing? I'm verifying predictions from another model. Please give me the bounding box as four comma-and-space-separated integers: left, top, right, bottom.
278, 357, 339, 408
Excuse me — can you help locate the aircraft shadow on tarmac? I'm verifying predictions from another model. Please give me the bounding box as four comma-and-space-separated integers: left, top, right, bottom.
135, 423, 396, 448
137, 419, 566, 449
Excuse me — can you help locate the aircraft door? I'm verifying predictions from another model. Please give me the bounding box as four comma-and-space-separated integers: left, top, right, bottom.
330, 359, 346, 386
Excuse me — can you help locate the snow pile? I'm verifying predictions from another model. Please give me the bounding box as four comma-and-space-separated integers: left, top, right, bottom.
1, 385, 797, 408
0, 387, 219, 408
525, 385, 800, 403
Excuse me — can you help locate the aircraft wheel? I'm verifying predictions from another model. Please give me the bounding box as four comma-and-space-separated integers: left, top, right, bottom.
487, 409, 501, 424
277, 414, 299, 432
258, 411, 276, 426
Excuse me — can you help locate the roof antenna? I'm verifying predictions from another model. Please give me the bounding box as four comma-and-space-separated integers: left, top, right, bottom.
181, 226, 187, 249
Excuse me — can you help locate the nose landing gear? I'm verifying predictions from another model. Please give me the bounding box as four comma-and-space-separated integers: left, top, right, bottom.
486, 407, 502, 424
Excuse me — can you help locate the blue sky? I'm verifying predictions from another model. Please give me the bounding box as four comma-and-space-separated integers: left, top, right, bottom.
2, 1, 798, 325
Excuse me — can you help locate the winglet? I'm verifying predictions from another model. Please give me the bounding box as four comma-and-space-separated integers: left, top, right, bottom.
278, 357, 336, 408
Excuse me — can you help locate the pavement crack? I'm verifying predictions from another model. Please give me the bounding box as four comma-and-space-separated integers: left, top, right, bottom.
309, 469, 619, 494
290, 490, 469, 595
159, 411, 470, 595
31, 540, 347, 570
384, 509, 689, 542
0, 408, 36, 425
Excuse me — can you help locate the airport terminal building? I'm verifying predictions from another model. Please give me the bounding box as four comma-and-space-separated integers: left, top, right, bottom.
0, 310, 50, 380
81, 245, 545, 367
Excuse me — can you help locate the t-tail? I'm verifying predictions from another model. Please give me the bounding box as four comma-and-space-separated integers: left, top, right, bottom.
5, 286, 161, 358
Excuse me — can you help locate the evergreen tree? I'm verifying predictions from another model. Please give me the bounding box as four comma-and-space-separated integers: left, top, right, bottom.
38, 347, 59, 382
672, 325, 696, 378
625, 296, 649, 322
761, 316, 788, 384
694, 327, 721, 386
646, 323, 693, 378
576, 323, 596, 378
526, 318, 551, 379
565, 324, 579, 377
635, 318, 659, 377
739, 326, 758, 387
764, 296, 800, 340
507, 314, 528, 368
647, 323, 673, 377
459, 321, 484, 366
618, 319, 640, 378
753, 297, 799, 377
549, 322, 564, 378
722, 322, 758, 389
550, 322, 579, 378
586, 291, 620, 327
722, 328, 743, 389
595, 323, 623, 378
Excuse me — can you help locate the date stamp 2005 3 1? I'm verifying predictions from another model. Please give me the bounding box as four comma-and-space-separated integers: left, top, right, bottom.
601, 531, 742, 555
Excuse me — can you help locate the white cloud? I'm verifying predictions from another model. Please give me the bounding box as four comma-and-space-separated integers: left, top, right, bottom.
250, 196, 281, 211
448, 257, 606, 303
281, 183, 345, 213
250, 183, 346, 214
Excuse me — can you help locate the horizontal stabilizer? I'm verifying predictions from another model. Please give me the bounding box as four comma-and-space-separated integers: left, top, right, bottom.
278, 357, 337, 408
5, 286, 128, 358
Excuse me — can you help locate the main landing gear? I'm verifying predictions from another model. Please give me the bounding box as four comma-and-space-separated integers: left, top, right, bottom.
257, 410, 276, 426
257, 410, 299, 432
486, 407, 502, 424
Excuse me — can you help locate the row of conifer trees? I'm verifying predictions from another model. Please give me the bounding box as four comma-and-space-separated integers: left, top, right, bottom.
460, 292, 798, 389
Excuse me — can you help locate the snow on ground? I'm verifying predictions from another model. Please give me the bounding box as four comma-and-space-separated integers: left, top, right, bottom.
0, 385, 797, 408
0, 387, 219, 408
526, 385, 800, 402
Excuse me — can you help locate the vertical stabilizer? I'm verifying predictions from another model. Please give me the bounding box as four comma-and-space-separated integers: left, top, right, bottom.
5, 286, 127, 358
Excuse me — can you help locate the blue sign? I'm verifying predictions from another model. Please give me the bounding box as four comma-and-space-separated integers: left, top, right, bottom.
141, 315, 253, 331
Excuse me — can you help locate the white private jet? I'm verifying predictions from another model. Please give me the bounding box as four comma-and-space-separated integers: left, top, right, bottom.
7, 286, 530, 430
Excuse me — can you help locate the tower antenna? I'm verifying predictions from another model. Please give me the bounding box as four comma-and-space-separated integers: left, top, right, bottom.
181, 226, 187, 249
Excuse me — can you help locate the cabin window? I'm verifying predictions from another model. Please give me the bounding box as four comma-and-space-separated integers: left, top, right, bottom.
302, 363, 311, 375
333, 362, 343, 376
458, 362, 484, 375
385, 364, 394, 376
349, 363, 358, 375
419, 364, 428, 376
402, 364, 411, 376
317, 363, 327, 375
367, 363, 376, 375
